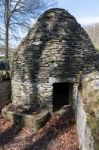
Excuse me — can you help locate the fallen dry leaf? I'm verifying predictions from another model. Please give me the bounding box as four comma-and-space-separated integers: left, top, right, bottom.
0, 111, 79, 150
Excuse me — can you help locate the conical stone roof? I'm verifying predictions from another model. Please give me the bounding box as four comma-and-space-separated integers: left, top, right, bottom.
11, 8, 97, 108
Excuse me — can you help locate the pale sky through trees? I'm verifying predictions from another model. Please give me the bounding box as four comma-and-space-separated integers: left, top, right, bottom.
0, 0, 99, 48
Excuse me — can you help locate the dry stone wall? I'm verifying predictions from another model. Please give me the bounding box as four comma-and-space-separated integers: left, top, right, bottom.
11, 8, 97, 110
76, 93, 94, 150
76, 72, 99, 150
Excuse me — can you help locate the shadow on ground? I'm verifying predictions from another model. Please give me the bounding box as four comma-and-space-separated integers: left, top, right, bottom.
0, 115, 24, 145
24, 111, 76, 150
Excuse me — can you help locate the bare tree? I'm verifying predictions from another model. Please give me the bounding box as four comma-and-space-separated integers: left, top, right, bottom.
84, 23, 99, 50
0, 0, 56, 69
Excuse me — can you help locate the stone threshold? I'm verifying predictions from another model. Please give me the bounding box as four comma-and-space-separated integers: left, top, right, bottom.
53, 105, 72, 116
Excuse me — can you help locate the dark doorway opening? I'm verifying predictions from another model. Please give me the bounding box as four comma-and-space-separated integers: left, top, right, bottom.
53, 82, 71, 112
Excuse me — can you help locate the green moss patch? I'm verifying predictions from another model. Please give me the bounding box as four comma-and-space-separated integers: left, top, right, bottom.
95, 99, 99, 105
87, 115, 99, 150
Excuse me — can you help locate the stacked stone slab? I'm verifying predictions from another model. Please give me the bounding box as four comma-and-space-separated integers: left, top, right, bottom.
11, 8, 97, 110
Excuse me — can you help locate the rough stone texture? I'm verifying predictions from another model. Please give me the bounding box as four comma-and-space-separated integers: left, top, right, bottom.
81, 72, 99, 117
2, 105, 51, 129
95, 52, 99, 71
76, 93, 94, 150
0, 80, 11, 110
11, 8, 97, 109
76, 72, 99, 150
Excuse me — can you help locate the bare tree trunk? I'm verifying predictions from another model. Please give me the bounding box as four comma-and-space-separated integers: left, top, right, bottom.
5, 0, 9, 77
5, 18, 9, 61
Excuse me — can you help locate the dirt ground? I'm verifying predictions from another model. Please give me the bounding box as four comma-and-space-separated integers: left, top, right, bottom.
0, 112, 79, 150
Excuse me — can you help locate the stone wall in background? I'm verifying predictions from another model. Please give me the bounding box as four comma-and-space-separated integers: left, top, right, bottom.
11, 8, 97, 109
0, 80, 11, 110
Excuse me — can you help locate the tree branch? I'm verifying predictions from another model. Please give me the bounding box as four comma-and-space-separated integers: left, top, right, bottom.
9, 0, 21, 19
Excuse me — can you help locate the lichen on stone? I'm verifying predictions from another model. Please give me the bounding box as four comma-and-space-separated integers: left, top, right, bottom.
80, 72, 99, 150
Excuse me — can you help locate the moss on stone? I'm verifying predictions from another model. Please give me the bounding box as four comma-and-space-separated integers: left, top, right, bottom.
80, 72, 99, 150
95, 99, 99, 105
87, 115, 99, 150
94, 142, 99, 150
87, 116, 98, 131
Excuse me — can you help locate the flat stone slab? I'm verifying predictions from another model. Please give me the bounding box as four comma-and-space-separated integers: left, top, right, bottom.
53, 105, 72, 116
2, 105, 51, 131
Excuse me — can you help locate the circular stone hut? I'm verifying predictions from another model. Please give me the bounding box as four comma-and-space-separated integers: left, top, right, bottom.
11, 8, 96, 112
